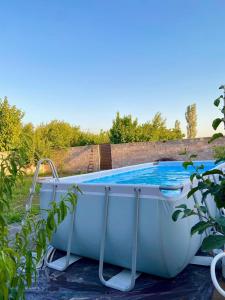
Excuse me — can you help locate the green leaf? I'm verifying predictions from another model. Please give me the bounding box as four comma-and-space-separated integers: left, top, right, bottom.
60, 201, 67, 221
199, 205, 207, 214
183, 161, 193, 169
216, 216, 225, 227
196, 164, 204, 170
175, 204, 187, 210
215, 158, 225, 164
172, 210, 182, 222
191, 221, 212, 235
47, 213, 55, 231
187, 186, 199, 198
190, 173, 196, 182
182, 208, 195, 218
208, 133, 224, 143
201, 235, 225, 252
212, 118, 223, 130
214, 97, 222, 107
203, 169, 223, 176
221, 106, 225, 114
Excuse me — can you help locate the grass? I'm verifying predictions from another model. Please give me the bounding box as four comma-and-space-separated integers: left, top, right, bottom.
7, 176, 40, 224
7, 171, 80, 224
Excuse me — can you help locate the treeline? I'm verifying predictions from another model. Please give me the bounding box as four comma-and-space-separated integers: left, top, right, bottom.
0, 97, 188, 163
109, 112, 184, 143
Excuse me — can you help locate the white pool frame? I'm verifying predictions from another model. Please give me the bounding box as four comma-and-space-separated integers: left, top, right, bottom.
39, 160, 224, 291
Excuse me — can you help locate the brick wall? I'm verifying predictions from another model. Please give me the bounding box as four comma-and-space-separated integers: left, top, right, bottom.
41, 137, 225, 174
111, 137, 225, 168
51, 145, 100, 174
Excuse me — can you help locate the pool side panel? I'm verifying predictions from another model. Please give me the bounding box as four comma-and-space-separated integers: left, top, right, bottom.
40, 182, 204, 278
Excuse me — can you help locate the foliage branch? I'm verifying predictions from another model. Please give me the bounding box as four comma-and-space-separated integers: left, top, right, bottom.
172, 85, 225, 252
0, 145, 80, 299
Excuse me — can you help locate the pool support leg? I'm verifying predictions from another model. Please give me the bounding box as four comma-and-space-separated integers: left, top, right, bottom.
98, 186, 141, 292
45, 187, 82, 271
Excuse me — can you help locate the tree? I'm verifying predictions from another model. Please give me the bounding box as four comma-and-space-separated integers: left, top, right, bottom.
0, 97, 24, 151
172, 120, 184, 139
35, 120, 75, 150
185, 104, 197, 138
75, 130, 109, 146
139, 113, 166, 142
148, 112, 167, 140
174, 120, 181, 131
109, 112, 140, 144
44, 120, 75, 149
139, 113, 184, 141
34, 124, 52, 162
20, 123, 35, 164
151, 112, 166, 129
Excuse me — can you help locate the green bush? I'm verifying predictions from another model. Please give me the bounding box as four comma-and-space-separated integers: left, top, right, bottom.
0, 97, 24, 151
213, 146, 225, 160
0, 146, 79, 299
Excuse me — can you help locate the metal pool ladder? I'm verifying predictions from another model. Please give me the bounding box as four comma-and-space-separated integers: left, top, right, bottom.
25, 158, 59, 216
99, 186, 141, 292
25, 158, 81, 271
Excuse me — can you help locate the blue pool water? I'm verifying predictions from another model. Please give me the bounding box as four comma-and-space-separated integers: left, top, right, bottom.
84, 161, 216, 186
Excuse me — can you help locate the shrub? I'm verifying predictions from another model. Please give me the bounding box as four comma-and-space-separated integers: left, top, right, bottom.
0, 146, 79, 299
213, 146, 225, 160
0, 97, 24, 151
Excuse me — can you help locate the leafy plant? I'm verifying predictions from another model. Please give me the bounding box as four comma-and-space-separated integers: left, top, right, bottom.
213, 145, 225, 162
0, 146, 80, 299
172, 85, 225, 252
0, 97, 24, 151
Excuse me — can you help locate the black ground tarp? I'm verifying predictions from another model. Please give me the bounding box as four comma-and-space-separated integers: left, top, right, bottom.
26, 255, 216, 300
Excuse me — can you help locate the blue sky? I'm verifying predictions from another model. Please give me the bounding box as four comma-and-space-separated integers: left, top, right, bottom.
0, 0, 225, 137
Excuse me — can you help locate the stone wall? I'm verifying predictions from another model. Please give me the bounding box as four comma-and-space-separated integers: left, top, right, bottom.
49, 145, 100, 174
41, 137, 225, 174
111, 137, 225, 168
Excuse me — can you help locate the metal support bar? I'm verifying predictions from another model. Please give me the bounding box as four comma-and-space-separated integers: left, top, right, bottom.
99, 186, 141, 292
25, 158, 81, 271
45, 186, 82, 271
25, 158, 59, 216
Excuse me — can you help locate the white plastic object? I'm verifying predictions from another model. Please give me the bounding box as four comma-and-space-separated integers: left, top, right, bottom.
102, 269, 141, 291
190, 255, 213, 266
210, 251, 225, 297
46, 254, 81, 271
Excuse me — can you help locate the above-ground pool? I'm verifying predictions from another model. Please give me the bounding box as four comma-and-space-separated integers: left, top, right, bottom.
83, 160, 215, 186
40, 160, 222, 283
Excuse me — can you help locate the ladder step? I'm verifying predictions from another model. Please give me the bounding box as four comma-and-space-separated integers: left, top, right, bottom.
190, 255, 213, 266
105, 269, 141, 291
47, 255, 81, 271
